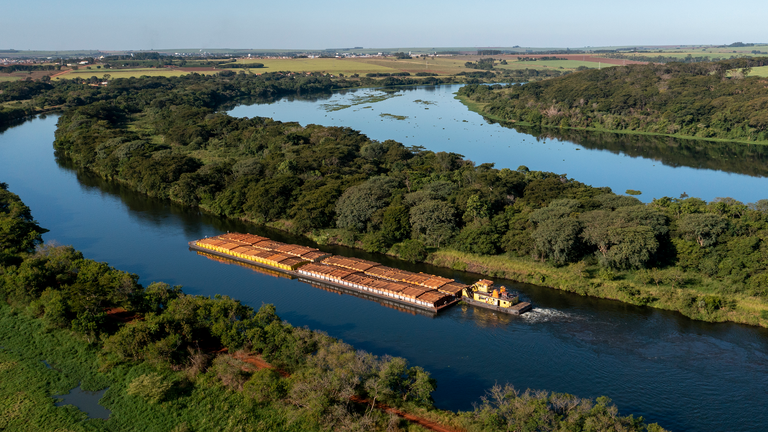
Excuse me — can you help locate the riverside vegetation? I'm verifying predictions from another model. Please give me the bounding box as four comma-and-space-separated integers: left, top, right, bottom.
38, 72, 768, 328
457, 57, 768, 143
0, 185, 666, 431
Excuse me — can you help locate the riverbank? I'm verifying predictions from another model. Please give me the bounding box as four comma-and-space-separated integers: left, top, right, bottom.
455, 93, 768, 146
425, 250, 768, 328
301, 228, 768, 328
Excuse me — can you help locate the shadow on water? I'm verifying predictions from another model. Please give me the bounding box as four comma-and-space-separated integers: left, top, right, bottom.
506, 123, 768, 179
53, 384, 111, 420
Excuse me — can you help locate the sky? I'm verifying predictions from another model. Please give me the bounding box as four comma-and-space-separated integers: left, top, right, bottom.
2, 0, 766, 51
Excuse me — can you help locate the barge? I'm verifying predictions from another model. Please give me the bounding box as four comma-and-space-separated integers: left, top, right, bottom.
189, 233, 532, 315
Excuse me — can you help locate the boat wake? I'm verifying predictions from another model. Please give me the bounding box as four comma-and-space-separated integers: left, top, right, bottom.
520, 307, 573, 323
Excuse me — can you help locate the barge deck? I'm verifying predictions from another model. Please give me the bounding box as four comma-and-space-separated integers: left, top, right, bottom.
189, 241, 458, 313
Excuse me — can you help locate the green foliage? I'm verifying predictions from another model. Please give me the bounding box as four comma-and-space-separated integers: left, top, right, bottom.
532, 218, 582, 265
677, 213, 728, 247
391, 240, 428, 263
466, 383, 664, 432
410, 200, 456, 247
459, 57, 768, 142
245, 369, 287, 403
127, 373, 173, 404
0, 183, 48, 265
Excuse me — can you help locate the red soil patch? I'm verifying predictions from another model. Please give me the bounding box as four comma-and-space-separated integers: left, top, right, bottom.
232, 351, 290, 377
104, 307, 141, 323
350, 395, 465, 432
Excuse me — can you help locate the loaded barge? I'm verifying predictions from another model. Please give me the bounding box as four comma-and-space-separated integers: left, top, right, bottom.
189, 233, 531, 315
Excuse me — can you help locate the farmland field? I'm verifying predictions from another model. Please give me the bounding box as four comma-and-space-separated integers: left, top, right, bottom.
53, 68, 219, 80
235, 58, 399, 75
0, 75, 22, 82
749, 65, 768, 77
498, 59, 615, 70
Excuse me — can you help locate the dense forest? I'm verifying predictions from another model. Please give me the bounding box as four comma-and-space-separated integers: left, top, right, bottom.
458, 57, 768, 142
0, 184, 665, 431
44, 72, 768, 327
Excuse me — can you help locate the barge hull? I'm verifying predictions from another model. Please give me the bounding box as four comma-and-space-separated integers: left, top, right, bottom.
189, 242, 457, 313
462, 297, 532, 315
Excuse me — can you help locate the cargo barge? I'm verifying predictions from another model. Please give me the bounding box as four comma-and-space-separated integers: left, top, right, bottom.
189, 233, 463, 313
189, 233, 532, 315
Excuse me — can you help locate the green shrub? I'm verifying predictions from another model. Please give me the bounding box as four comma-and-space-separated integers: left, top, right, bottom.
244, 369, 286, 403
598, 268, 617, 281
392, 239, 427, 263
127, 372, 173, 403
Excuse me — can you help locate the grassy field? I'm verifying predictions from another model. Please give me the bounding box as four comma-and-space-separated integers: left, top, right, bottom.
235, 58, 400, 75
355, 57, 471, 75
610, 45, 768, 59
749, 65, 768, 77
499, 59, 614, 70
54, 68, 219, 80
0, 76, 22, 82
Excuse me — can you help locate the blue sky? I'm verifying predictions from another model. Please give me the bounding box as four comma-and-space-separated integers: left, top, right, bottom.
2, 0, 765, 50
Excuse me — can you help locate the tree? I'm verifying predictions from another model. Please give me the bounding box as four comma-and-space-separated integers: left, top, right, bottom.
581, 205, 666, 269
464, 194, 489, 222
453, 222, 500, 255
392, 239, 427, 263
532, 218, 582, 265
409, 200, 456, 247
0, 184, 48, 264
381, 204, 410, 242
335, 177, 398, 232
678, 213, 728, 247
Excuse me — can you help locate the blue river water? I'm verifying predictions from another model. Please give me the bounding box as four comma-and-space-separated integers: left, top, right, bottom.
230, 84, 768, 204
1, 95, 768, 430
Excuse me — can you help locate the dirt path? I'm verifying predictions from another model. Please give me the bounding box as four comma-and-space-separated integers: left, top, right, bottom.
232, 352, 464, 432
49, 69, 72, 79
350, 395, 464, 432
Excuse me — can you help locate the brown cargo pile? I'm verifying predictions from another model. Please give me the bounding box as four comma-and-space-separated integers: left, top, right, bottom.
194, 232, 465, 310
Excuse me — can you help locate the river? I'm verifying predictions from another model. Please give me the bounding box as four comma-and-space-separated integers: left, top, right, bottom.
230, 84, 768, 204
1, 87, 768, 431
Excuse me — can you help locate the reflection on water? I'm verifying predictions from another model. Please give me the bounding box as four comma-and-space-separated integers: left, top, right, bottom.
53, 384, 110, 420
512, 125, 768, 180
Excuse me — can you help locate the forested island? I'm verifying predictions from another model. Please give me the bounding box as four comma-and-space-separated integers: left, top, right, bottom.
0, 184, 666, 430
458, 57, 768, 143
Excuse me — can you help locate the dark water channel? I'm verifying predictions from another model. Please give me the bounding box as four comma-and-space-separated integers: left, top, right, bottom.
2, 111, 768, 431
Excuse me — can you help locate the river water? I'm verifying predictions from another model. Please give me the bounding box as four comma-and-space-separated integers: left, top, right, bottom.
230, 84, 768, 204
1, 89, 768, 431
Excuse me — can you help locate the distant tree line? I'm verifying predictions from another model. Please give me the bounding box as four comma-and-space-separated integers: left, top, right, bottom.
458, 57, 768, 142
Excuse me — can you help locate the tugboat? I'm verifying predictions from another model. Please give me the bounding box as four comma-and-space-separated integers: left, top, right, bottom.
461, 279, 533, 315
